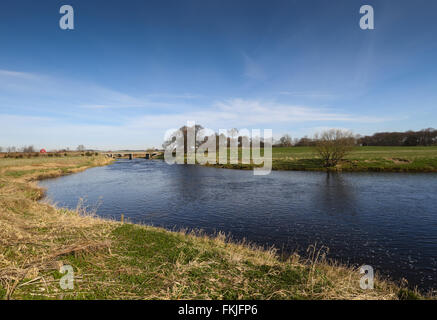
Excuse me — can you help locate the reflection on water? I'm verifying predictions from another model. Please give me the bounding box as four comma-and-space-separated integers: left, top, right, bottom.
39, 159, 437, 291
313, 172, 357, 216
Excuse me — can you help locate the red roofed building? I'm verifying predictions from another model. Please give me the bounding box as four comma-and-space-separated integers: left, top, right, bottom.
40, 149, 47, 154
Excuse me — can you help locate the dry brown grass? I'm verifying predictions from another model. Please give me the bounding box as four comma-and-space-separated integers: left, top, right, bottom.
0, 156, 117, 299
163, 231, 399, 300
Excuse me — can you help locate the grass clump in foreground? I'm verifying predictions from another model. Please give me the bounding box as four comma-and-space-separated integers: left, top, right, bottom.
0, 156, 425, 300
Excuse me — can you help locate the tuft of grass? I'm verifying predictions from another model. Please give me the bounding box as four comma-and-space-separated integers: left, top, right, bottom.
397, 288, 422, 300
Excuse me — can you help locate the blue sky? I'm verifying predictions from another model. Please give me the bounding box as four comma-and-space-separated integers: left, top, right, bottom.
0, 0, 436, 150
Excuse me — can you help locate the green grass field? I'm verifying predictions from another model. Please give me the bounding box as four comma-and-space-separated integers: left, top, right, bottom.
211, 146, 437, 172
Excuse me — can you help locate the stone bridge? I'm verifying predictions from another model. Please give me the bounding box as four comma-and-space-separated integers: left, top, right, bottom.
104, 151, 163, 160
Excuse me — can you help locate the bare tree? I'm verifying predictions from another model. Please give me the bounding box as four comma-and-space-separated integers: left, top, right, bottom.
279, 134, 293, 147
295, 136, 315, 147
22, 145, 35, 153
0, 146, 2, 153
77, 145, 85, 151
6, 146, 16, 153
315, 129, 356, 167
227, 128, 239, 139
162, 124, 204, 153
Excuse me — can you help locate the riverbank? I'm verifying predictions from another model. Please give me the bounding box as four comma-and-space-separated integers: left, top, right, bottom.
0, 156, 424, 299
208, 146, 437, 172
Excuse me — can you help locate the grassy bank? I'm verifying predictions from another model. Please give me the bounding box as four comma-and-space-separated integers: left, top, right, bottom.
209, 146, 437, 172
0, 156, 423, 299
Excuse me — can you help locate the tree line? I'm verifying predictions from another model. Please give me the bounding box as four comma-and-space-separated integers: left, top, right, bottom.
279, 128, 437, 147
162, 125, 261, 152
0, 145, 89, 153
162, 125, 437, 149
0, 146, 37, 153
359, 128, 437, 146
162, 124, 357, 168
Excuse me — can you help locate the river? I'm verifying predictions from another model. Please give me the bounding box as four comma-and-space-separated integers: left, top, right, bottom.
39, 159, 437, 291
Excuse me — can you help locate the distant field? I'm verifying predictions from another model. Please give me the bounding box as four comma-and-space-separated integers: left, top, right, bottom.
0, 155, 96, 170
2, 146, 437, 173
212, 146, 437, 172
273, 146, 437, 159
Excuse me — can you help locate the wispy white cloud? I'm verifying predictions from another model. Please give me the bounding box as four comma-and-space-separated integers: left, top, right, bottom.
278, 91, 339, 99
144, 93, 203, 99
0, 69, 190, 111
0, 69, 39, 80
81, 104, 109, 110
0, 69, 393, 149
242, 53, 265, 80
128, 98, 389, 132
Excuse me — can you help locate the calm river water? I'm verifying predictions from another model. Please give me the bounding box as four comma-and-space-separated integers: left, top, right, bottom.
39, 159, 437, 291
